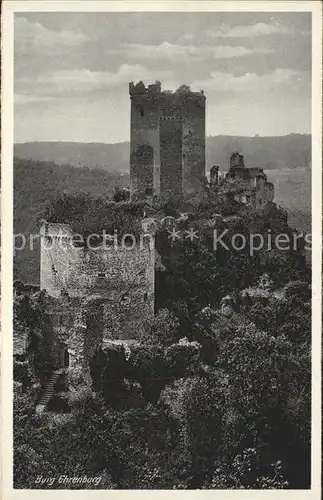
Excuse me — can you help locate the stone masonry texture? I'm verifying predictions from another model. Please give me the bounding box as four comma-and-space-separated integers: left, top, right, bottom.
129, 81, 206, 200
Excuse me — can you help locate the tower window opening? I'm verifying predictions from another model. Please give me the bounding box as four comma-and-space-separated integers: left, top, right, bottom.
63, 348, 69, 368
120, 293, 130, 305
143, 292, 148, 302
140, 107, 144, 117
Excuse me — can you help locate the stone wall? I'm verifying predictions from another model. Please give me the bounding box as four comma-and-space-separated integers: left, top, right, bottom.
210, 166, 219, 186
40, 222, 82, 297
13, 326, 28, 356
182, 115, 205, 197
40, 222, 155, 342
45, 296, 82, 371
130, 144, 154, 198
265, 182, 275, 203
160, 118, 183, 199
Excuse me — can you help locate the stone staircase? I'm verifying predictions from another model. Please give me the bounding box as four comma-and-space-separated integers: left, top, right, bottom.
35, 368, 64, 415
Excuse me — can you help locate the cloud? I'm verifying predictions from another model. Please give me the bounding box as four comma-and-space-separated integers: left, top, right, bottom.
14, 16, 89, 56
207, 22, 294, 38
119, 42, 273, 61
212, 45, 272, 59
182, 33, 195, 41
15, 95, 54, 104
15, 64, 172, 101
193, 68, 308, 94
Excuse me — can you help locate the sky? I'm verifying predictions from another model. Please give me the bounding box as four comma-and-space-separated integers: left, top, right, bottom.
14, 12, 311, 143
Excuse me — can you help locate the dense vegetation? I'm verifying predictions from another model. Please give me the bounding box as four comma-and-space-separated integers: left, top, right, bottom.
13, 191, 311, 489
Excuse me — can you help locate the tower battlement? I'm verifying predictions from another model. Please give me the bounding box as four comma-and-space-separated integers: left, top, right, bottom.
129, 80, 205, 99
129, 80, 162, 96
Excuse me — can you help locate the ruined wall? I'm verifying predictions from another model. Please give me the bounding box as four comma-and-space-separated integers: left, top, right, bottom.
159, 118, 183, 199
40, 223, 155, 342
210, 165, 219, 186
223, 153, 275, 211
44, 295, 111, 384
46, 297, 83, 372
78, 244, 155, 340
13, 328, 28, 356
254, 175, 266, 209
230, 152, 245, 168
265, 182, 275, 203
40, 223, 83, 298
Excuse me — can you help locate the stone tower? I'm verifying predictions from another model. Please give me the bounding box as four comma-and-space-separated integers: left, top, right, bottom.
129, 81, 206, 200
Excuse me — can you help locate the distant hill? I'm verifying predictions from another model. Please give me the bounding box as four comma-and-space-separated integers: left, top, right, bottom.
14, 141, 130, 174
206, 134, 311, 171
14, 158, 128, 283
14, 134, 311, 173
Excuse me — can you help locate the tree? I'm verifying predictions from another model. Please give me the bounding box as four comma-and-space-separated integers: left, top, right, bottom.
139, 309, 179, 346
205, 448, 288, 489
112, 185, 130, 203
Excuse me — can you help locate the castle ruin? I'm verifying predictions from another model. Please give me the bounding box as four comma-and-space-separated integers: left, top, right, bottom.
17, 82, 278, 397
211, 152, 275, 210
38, 220, 155, 377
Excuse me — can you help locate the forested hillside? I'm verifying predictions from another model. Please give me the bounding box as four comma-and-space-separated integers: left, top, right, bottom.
14, 134, 311, 174
14, 196, 311, 489
14, 158, 128, 283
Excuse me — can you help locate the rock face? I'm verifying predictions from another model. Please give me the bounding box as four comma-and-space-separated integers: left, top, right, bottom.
129, 81, 206, 200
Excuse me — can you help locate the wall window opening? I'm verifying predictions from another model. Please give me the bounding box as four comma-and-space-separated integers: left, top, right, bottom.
14, 354, 26, 362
